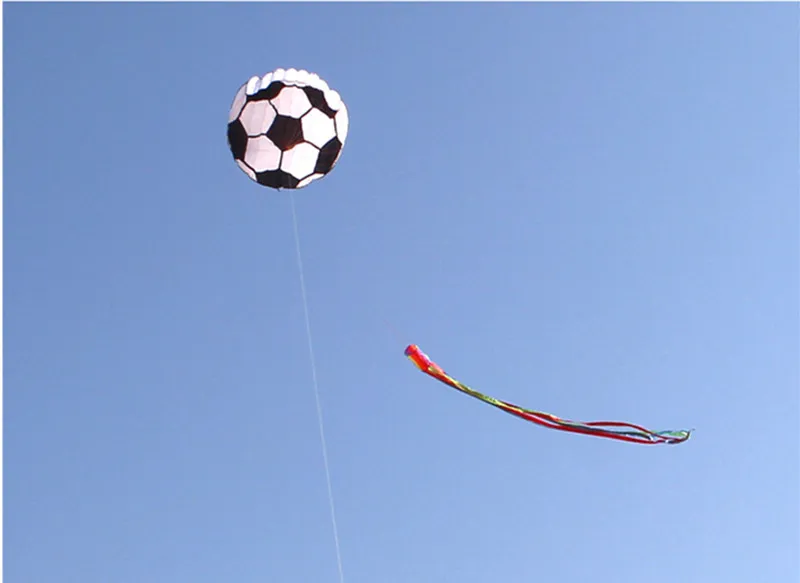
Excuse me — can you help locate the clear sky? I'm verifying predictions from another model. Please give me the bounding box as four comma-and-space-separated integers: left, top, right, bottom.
4, 3, 798, 582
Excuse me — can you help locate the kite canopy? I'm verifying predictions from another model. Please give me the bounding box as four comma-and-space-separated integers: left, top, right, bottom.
227, 68, 349, 190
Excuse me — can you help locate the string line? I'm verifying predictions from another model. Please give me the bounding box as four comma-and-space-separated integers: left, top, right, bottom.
289, 193, 345, 583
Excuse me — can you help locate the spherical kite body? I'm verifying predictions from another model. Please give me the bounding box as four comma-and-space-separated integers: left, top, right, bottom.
227, 68, 349, 190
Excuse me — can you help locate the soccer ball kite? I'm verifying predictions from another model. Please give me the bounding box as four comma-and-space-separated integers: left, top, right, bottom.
227, 68, 349, 190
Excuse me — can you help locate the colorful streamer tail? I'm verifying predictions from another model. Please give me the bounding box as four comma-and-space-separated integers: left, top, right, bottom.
405, 344, 691, 445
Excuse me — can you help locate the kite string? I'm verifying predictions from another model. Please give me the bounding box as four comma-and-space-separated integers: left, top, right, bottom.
289, 193, 345, 583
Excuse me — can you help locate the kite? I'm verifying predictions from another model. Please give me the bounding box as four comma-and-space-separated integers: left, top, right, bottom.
227, 67, 348, 190
405, 344, 691, 445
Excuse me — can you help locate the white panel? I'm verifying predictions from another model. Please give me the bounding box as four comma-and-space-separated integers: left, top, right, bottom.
239, 101, 276, 136
306, 72, 322, 90
325, 89, 343, 111
271, 68, 286, 83
271, 86, 312, 118
228, 83, 247, 123
309, 74, 329, 93
236, 159, 257, 181
245, 75, 261, 95
334, 105, 349, 144
297, 173, 324, 188
244, 136, 282, 172
302, 108, 336, 148
281, 142, 318, 180
295, 69, 311, 87
283, 67, 299, 84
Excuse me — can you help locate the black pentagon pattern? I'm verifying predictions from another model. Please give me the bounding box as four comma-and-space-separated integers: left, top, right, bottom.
227, 119, 248, 160
314, 137, 343, 175
248, 81, 284, 102
302, 86, 336, 118
267, 115, 304, 151
256, 169, 300, 190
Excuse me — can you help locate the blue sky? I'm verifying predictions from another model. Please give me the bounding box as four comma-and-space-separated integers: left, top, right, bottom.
4, 3, 798, 582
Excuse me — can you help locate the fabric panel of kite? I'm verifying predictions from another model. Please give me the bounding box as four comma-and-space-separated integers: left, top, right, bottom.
404, 344, 691, 445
